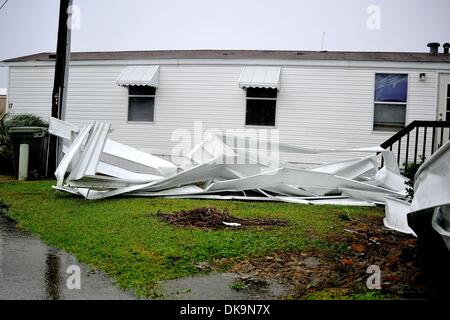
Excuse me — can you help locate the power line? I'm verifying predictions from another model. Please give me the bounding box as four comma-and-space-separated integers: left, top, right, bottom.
0, 0, 9, 12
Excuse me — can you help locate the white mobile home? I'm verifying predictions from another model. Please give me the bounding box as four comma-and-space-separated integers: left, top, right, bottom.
3, 48, 450, 165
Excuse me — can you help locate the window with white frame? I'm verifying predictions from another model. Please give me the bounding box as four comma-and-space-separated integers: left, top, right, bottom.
245, 88, 277, 126
373, 73, 408, 131
128, 86, 155, 122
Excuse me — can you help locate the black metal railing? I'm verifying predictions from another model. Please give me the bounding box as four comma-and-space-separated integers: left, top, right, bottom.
380, 120, 450, 169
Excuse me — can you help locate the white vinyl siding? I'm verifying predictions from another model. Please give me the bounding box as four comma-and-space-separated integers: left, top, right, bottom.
7, 67, 54, 119
7, 63, 439, 165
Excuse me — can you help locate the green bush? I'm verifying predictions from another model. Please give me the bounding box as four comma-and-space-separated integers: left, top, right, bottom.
403, 156, 425, 199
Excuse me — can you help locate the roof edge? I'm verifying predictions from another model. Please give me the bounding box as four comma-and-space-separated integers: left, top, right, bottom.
3, 49, 450, 64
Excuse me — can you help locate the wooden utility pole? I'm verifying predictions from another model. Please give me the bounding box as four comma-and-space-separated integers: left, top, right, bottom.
47, 0, 72, 176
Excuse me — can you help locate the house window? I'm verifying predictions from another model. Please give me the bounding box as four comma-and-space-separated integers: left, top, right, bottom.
245, 88, 277, 126
128, 86, 155, 122
373, 73, 408, 131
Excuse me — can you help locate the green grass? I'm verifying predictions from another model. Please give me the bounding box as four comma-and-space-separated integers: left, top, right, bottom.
302, 288, 391, 300
0, 177, 384, 298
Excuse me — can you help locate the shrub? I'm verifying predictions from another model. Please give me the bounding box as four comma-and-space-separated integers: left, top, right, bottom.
403, 156, 425, 199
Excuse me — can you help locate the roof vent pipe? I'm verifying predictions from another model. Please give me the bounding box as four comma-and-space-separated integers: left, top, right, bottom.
427, 42, 440, 54
443, 43, 450, 54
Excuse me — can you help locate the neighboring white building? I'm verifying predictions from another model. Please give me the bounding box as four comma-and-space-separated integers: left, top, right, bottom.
2, 49, 450, 165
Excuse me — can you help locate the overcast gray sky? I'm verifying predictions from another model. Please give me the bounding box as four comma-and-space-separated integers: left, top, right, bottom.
1, 0, 449, 88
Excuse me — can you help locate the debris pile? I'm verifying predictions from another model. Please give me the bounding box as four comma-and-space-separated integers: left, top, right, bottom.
157, 207, 288, 230
48, 117, 407, 205
48, 117, 450, 250
383, 141, 450, 250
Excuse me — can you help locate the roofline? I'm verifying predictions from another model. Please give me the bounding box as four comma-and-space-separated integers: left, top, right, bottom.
2, 52, 53, 63
3, 49, 450, 64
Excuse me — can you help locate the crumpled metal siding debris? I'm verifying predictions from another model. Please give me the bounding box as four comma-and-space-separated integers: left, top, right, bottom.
48, 117, 450, 250
48, 118, 407, 204
381, 140, 450, 248
432, 205, 450, 250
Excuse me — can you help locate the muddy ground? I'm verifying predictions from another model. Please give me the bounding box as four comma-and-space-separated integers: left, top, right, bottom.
157, 207, 288, 229
219, 216, 450, 299
159, 207, 450, 299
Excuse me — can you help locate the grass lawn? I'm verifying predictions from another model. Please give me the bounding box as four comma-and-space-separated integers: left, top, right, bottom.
0, 176, 385, 298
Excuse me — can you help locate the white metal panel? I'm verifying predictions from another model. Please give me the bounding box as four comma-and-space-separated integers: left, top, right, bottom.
238, 66, 281, 89
54, 124, 92, 187
116, 65, 160, 87
49, 117, 80, 140
68, 121, 111, 180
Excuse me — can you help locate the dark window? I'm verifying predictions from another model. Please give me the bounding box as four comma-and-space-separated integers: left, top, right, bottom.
128, 86, 155, 122
245, 88, 277, 126
247, 87, 278, 99
373, 74, 408, 130
129, 86, 156, 96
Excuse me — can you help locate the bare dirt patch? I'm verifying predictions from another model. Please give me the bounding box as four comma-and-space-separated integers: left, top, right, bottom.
156, 207, 289, 230
220, 216, 450, 299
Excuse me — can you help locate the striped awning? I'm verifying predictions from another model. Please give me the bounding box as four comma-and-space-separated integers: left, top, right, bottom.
238, 66, 281, 89
116, 66, 160, 87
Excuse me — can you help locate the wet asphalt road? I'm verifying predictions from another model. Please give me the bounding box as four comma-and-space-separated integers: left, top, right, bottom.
0, 215, 135, 300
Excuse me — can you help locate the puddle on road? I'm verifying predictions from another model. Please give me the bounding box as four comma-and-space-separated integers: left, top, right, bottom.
0, 213, 287, 300
158, 272, 288, 300
0, 215, 135, 300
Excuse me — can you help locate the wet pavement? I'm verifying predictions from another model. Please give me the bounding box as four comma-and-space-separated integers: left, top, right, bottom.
0, 212, 287, 300
158, 272, 288, 300
0, 215, 135, 300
